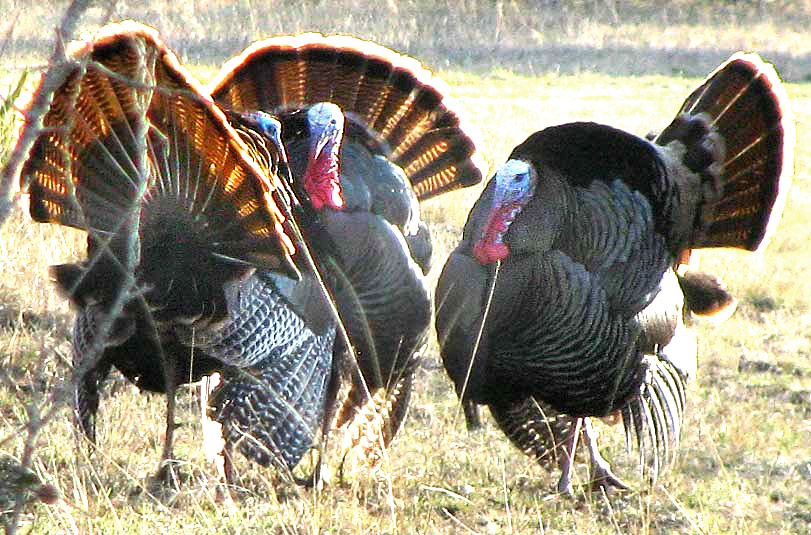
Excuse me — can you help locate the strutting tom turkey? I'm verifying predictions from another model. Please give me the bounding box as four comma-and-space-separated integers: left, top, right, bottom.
13, 21, 336, 487
436, 53, 794, 494
208, 33, 484, 476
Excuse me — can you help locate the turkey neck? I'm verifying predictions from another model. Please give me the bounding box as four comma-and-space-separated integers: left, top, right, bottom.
464, 171, 571, 261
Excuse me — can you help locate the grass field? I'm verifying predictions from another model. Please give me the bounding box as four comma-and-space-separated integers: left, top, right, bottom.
1, 1, 810, 534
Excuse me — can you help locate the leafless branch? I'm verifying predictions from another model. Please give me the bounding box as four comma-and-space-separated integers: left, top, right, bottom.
0, 0, 96, 232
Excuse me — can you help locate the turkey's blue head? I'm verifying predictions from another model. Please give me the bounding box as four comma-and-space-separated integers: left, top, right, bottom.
304, 102, 345, 211
473, 159, 537, 264
243, 110, 288, 162
256, 112, 286, 159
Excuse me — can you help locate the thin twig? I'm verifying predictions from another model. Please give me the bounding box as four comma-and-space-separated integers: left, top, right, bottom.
0, 10, 21, 61
457, 259, 500, 424
0, 0, 94, 231
418, 484, 473, 505
2, 5, 98, 533
441, 507, 481, 535
660, 484, 707, 535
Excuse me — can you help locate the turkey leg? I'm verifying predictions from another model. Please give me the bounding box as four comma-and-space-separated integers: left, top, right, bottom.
582, 417, 630, 492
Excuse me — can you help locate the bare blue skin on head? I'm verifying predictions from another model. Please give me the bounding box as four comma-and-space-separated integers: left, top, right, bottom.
303, 102, 345, 211
493, 159, 536, 212
307, 102, 344, 164
253, 111, 288, 162
474, 159, 537, 264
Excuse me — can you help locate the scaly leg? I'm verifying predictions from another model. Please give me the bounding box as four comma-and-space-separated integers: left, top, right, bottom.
556, 417, 582, 496
152, 354, 179, 491
463, 400, 482, 430
582, 418, 630, 492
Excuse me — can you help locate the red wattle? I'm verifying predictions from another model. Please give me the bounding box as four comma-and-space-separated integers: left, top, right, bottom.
308, 189, 327, 211
474, 241, 510, 264
303, 159, 343, 212
473, 204, 515, 264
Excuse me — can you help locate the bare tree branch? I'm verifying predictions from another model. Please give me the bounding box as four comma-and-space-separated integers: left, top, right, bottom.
0, 0, 96, 232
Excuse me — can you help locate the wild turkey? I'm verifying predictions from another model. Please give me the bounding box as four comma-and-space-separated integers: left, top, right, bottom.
436, 53, 794, 494
207, 33, 484, 474
13, 21, 337, 486
467, 267, 735, 494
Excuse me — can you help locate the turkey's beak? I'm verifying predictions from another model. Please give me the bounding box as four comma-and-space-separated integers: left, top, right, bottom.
308, 121, 340, 164
265, 125, 289, 165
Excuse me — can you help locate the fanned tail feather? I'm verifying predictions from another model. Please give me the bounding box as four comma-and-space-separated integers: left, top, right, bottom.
656, 52, 795, 252
19, 21, 298, 317
208, 33, 484, 200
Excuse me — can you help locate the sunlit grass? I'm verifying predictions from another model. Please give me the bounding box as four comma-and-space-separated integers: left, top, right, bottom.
1, 1, 810, 534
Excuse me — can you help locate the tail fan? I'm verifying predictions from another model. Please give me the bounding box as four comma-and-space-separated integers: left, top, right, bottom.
18, 21, 298, 319
207, 33, 485, 200
656, 52, 795, 252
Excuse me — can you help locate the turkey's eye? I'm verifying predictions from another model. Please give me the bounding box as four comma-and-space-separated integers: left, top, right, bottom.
514, 173, 526, 183
330, 119, 337, 125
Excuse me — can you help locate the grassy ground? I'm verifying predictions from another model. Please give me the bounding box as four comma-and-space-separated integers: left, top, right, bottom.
1, 1, 810, 534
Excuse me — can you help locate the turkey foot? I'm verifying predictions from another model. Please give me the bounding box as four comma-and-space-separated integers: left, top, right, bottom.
588, 461, 631, 493
294, 454, 329, 489
151, 460, 181, 490
583, 418, 630, 493
143, 459, 185, 502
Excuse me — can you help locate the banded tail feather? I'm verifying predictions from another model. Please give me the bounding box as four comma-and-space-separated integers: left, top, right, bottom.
618, 356, 688, 484
207, 33, 485, 200
655, 52, 795, 252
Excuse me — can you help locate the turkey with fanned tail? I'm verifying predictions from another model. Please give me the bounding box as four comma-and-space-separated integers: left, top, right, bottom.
436, 52, 794, 495
11, 21, 339, 489
208, 33, 484, 475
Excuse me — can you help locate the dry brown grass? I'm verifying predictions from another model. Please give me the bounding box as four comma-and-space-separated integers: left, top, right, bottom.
1, 1, 810, 534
